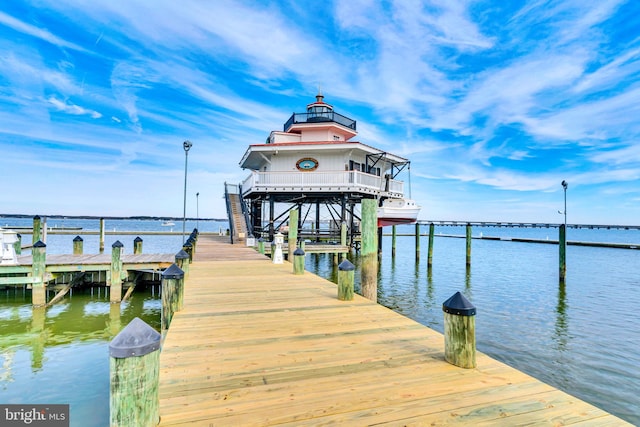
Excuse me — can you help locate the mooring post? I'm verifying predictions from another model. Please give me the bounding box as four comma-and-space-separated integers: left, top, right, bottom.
257, 238, 265, 255
466, 223, 472, 267
31, 241, 46, 306
361, 198, 378, 302
133, 236, 143, 255
340, 221, 347, 260
338, 259, 355, 301
73, 236, 83, 255
14, 233, 22, 255
293, 247, 305, 275
110, 241, 124, 303
443, 291, 476, 369
391, 225, 397, 258
161, 265, 183, 334
559, 224, 566, 282
415, 222, 421, 262
182, 241, 193, 263
109, 317, 160, 427
32, 215, 41, 245
272, 232, 284, 264
99, 218, 105, 254
164, 264, 185, 313
288, 208, 299, 261
428, 222, 435, 269
175, 250, 190, 279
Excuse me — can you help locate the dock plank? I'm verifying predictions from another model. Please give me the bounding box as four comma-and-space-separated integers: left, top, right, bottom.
158, 235, 631, 426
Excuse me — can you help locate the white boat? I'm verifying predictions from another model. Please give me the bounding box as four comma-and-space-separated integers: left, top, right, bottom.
377, 198, 421, 227
161, 221, 175, 227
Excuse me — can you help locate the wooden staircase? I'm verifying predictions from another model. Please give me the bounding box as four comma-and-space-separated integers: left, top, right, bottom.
227, 193, 248, 243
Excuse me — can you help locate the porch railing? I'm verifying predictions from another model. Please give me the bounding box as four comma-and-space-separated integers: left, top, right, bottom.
241, 171, 404, 197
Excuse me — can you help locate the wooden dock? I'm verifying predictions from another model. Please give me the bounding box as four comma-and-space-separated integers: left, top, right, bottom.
158, 235, 631, 426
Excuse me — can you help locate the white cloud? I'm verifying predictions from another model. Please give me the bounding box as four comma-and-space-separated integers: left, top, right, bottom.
47, 96, 102, 118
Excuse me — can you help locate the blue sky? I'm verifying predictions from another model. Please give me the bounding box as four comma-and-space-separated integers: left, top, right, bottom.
1, 1, 639, 225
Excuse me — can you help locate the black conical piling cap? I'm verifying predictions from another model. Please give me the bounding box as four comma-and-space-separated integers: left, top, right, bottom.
294, 248, 305, 256
134, 236, 143, 243
33, 240, 46, 248
109, 317, 160, 358
175, 249, 190, 260
73, 235, 83, 242
162, 263, 184, 279
112, 240, 124, 248
442, 291, 476, 316
338, 259, 355, 271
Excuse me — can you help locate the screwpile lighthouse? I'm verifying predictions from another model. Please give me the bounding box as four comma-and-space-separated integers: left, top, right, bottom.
226, 93, 420, 245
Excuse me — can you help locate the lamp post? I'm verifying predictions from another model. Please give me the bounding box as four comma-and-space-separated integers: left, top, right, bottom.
196, 192, 200, 230
182, 140, 193, 243
559, 180, 568, 282
561, 180, 567, 229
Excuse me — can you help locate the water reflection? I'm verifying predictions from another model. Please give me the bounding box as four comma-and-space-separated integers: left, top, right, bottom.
554, 282, 568, 352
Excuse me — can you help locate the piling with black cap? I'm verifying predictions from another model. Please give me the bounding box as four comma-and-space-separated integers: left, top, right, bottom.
31, 240, 46, 306
13, 233, 21, 255
442, 291, 476, 368
161, 264, 184, 334
338, 259, 355, 301
110, 241, 124, 303
182, 241, 193, 263
133, 236, 143, 254
293, 247, 305, 275
73, 235, 83, 255
32, 215, 41, 245
109, 317, 161, 427
257, 238, 265, 255
175, 249, 190, 279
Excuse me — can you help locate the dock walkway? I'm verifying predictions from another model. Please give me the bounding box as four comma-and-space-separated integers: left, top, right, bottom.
158, 235, 630, 426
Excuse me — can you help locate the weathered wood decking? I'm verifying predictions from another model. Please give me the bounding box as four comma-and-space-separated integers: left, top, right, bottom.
158, 235, 631, 426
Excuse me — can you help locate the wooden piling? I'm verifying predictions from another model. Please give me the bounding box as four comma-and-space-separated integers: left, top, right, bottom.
340, 222, 347, 261
109, 317, 160, 427
134, 237, 143, 255
338, 259, 355, 301
391, 225, 397, 258
361, 199, 378, 302
175, 250, 190, 279
288, 208, 299, 260
428, 222, 434, 269
415, 222, 421, 262
466, 223, 472, 267
443, 291, 476, 369
14, 233, 21, 255
73, 236, 83, 255
110, 241, 124, 303
161, 265, 184, 334
257, 238, 265, 255
99, 218, 106, 254
32, 215, 41, 245
559, 224, 566, 282
31, 241, 46, 306
293, 248, 305, 275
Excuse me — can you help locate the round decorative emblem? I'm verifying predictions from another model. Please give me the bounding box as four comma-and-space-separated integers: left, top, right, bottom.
296, 157, 319, 171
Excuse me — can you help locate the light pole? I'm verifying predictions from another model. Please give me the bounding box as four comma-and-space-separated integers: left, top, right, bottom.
182, 140, 193, 243
559, 180, 568, 282
196, 192, 200, 230
561, 180, 567, 228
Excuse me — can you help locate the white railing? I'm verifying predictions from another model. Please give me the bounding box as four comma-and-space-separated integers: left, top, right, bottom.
241, 171, 404, 197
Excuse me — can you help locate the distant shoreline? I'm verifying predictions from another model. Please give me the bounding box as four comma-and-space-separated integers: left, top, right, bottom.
0, 214, 227, 222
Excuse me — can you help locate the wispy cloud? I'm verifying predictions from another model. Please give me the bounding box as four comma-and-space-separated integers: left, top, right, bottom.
47, 96, 102, 118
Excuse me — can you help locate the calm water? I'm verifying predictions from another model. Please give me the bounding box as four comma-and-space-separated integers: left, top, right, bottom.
307, 225, 640, 425
0, 219, 639, 425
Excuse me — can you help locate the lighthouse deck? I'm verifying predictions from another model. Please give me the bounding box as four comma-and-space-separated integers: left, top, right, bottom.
157, 235, 630, 426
